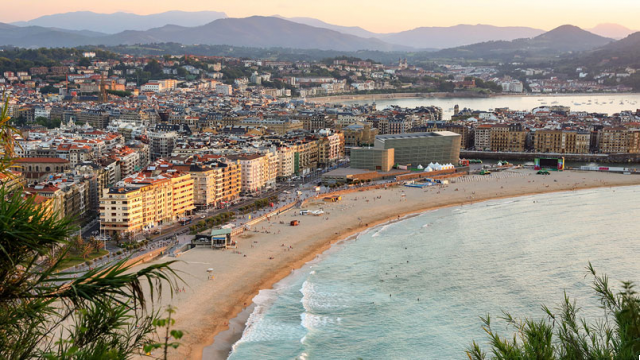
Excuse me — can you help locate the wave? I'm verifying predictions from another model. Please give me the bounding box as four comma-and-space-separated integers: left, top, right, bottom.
301, 312, 341, 331
371, 224, 392, 238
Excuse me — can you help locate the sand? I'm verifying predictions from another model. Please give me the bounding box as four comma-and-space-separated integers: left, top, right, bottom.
136, 169, 640, 359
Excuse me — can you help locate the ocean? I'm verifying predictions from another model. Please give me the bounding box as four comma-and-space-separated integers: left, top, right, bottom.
227, 186, 640, 359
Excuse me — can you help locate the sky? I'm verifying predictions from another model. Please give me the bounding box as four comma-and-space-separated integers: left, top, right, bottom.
1, 0, 639, 33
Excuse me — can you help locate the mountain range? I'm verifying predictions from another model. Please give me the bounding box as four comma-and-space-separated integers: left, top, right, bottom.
277, 16, 547, 48
0, 11, 633, 56
11, 11, 227, 34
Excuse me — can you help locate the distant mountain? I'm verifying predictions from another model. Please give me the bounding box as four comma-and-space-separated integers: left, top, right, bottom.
95, 16, 409, 51
271, 20, 545, 49
377, 25, 545, 49
0, 16, 409, 51
0, 23, 98, 48
274, 15, 378, 39
433, 25, 613, 60
12, 11, 227, 34
588, 23, 635, 40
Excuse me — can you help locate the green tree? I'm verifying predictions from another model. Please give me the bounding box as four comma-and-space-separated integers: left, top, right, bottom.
176, 67, 187, 77
78, 57, 91, 67
468, 264, 640, 359
144, 59, 163, 77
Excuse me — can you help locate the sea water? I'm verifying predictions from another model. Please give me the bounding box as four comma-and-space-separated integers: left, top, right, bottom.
227, 186, 640, 359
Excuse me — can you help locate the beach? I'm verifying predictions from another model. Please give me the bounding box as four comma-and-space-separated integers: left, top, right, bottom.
137, 169, 640, 359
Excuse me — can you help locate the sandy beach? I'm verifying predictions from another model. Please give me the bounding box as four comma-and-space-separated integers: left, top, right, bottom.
137, 169, 640, 359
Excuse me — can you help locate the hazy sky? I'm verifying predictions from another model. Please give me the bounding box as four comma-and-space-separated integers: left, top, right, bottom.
2, 0, 639, 33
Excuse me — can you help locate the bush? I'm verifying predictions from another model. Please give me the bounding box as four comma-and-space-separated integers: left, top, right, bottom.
468, 264, 640, 359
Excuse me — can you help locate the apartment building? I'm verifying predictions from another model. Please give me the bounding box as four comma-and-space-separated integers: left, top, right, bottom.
227, 154, 265, 194
318, 132, 345, 166
277, 146, 296, 179
534, 129, 592, 154
598, 128, 640, 154
474, 125, 492, 150
490, 124, 527, 152
149, 131, 177, 160
291, 140, 318, 176
183, 161, 241, 209
100, 165, 195, 235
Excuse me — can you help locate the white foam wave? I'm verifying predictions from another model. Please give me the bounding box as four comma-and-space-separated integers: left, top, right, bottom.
301, 312, 340, 330
300, 280, 348, 311
371, 224, 392, 238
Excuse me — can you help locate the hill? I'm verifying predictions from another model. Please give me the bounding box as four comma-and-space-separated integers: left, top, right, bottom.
0, 24, 98, 48
378, 24, 545, 49
275, 16, 378, 39
532, 25, 613, 51
588, 24, 636, 40
560, 32, 640, 70
11, 11, 228, 34
432, 25, 613, 61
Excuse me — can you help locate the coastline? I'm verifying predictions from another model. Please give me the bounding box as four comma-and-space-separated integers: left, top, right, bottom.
305, 91, 639, 104
136, 170, 640, 360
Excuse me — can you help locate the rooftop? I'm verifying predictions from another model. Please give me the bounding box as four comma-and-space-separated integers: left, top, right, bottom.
376, 131, 460, 142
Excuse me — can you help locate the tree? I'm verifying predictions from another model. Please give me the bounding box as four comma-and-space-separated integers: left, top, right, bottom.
144, 59, 163, 76
89, 235, 104, 252
0, 92, 182, 359
176, 67, 187, 77
467, 263, 640, 359
78, 57, 91, 67
111, 231, 121, 246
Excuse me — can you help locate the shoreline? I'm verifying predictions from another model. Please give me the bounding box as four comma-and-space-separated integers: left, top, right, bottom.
305, 92, 640, 104
192, 176, 640, 359
135, 170, 640, 360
